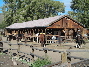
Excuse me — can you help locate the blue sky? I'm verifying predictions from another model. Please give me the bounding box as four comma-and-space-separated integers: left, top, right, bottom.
0, 0, 72, 15
56, 0, 72, 15
0, 0, 4, 13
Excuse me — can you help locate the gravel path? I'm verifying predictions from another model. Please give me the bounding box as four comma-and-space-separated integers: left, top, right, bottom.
0, 53, 29, 67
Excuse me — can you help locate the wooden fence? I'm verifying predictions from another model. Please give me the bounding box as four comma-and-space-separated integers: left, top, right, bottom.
6, 35, 75, 44
0, 41, 89, 67
0, 41, 66, 66
66, 49, 89, 67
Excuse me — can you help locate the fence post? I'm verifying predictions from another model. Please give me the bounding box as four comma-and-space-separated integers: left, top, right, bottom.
32, 48, 34, 62
9, 44, 12, 56
61, 52, 67, 63
17, 44, 20, 58
67, 50, 71, 67
45, 35, 47, 44
44, 49, 47, 59
67, 51, 71, 63
0, 42, 3, 53
67, 62, 71, 67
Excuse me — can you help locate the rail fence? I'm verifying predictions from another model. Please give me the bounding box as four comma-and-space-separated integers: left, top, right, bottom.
0, 41, 89, 67
66, 49, 89, 67
6, 35, 75, 44
0, 41, 65, 66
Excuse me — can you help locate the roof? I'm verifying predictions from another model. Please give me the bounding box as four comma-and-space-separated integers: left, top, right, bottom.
6, 15, 84, 29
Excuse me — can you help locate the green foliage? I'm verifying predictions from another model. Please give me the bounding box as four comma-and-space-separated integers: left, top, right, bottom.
31, 57, 51, 67
2, 0, 65, 26
0, 22, 7, 29
68, 0, 89, 28
0, 13, 4, 24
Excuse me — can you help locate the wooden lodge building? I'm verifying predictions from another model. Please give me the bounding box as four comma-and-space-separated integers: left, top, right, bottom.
5, 15, 88, 43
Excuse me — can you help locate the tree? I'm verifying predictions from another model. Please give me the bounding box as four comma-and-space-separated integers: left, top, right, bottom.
0, 22, 7, 29
68, 0, 89, 28
2, 0, 65, 26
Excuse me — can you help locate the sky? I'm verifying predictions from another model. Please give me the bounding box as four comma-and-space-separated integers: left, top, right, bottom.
0, 0, 72, 15
0, 0, 4, 13
56, 0, 72, 15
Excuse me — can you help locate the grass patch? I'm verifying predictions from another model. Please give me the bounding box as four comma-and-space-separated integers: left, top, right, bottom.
31, 56, 52, 67
18, 56, 52, 67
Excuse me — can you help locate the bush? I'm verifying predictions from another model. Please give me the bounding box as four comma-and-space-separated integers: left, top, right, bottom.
31, 57, 51, 67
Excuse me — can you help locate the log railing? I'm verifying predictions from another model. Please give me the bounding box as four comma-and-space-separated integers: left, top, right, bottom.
0, 41, 89, 67
0, 41, 65, 66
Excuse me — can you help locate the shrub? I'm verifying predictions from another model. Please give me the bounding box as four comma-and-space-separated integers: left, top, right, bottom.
31, 57, 51, 67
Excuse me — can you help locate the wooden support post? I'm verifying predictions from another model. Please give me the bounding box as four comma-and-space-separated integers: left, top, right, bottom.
67, 51, 71, 63
42, 29, 43, 33
25, 37, 27, 44
9, 44, 12, 56
67, 62, 71, 67
58, 31, 61, 46
16, 31, 18, 35
32, 48, 34, 62
44, 50, 47, 58
61, 52, 67, 63
17, 44, 20, 58
45, 29, 46, 34
46, 36, 47, 44
27, 29, 29, 34
32, 29, 34, 42
38, 29, 39, 43
5, 29, 7, 36
65, 28, 66, 40
38, 29, 39, 33
16, 30, 19, 43
45, 29, 47, 44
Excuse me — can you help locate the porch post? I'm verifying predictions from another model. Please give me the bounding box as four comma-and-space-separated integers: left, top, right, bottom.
42, 29, 43, 33
38, 29, 40, 43
32, 29, 34, 42
58, 30, 61, 46
45, 29, 47, 44
65, 28, 66, 39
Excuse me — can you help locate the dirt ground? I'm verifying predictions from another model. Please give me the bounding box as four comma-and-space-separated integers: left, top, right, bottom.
0, 54, 29, 67
0, 36, 89, 67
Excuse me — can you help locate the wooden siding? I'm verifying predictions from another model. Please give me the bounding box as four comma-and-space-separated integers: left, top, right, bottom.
47, 17, 83, 29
